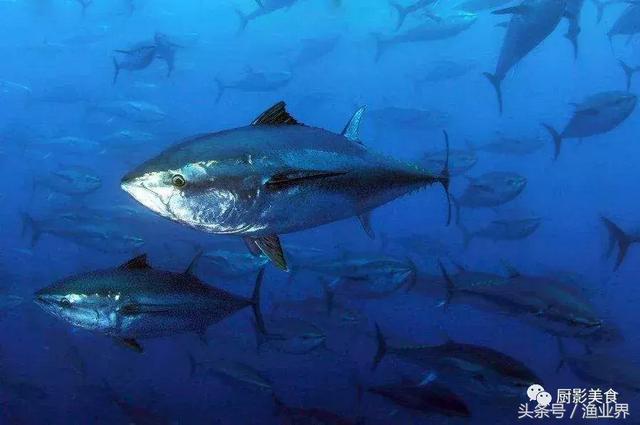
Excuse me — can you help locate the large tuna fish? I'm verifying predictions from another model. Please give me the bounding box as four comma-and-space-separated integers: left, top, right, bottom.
112, 43, 157, 84
455, 0, 514, 12
542, 91, 637, 159
390, 0, 439, 30
607, 3, 640, 45
121, 102, 450, 270
372, 324, 541, 398
374, 12, 478, 61
214, 70, 292, 103
34, 254, 265, 353
484, 0, 566, 113
565, 0, 585, 58
453, 172, 527, 223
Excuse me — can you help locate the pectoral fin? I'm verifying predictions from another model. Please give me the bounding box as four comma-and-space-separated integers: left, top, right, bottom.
243, 237, 263, 256
249, 235, 288, 271
576, 107, 599, 116
117, 338, 143, 353
470, 183, 495, 193
492, 5, 531, 15
265, 170, 347, 190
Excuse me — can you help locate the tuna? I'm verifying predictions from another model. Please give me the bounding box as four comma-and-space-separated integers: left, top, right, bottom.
368, 379, 471, 418
121, 102, 450, 270
374, 12, 478, 61
456, 0, 514, 11
21, 211, 145, 252
542, 91, 637, 159
112, 44, 157, 84
483, 0, 566, 113
607, 3, 640, 45
236, 0, 298, 32
214, 70, 292, 103
476, 135, 544, 156
34, 254, 266, 352
565, 0, 584, 58
453, 172, 527, 223
373, 324, 541, 397
390, 0, 439, 30
33, 165, 102, 196
459, 217, 541, 247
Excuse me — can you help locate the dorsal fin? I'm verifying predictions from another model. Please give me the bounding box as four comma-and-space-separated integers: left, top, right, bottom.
185, 251, 203, 276
251, 102, 299, 126
119, 254, 151, 270
341, 106, 366, 142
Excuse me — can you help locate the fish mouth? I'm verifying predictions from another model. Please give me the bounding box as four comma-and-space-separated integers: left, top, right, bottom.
33, 293, 53, 309
120, 171, 137, 188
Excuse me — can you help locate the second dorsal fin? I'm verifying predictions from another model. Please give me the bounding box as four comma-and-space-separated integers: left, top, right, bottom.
119, 254, 151, 270
251, 101, 299, 126
341, 106, 366, 142
185, 251, 203, 276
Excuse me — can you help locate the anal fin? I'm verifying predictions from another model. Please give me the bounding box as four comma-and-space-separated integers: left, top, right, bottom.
357, 212, 375, 239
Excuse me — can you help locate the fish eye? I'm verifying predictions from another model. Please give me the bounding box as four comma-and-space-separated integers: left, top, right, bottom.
171, 174, 186, 188
59, 298, 71, 307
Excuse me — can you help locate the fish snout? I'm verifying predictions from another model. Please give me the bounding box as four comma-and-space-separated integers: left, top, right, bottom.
33, 289, 52, 308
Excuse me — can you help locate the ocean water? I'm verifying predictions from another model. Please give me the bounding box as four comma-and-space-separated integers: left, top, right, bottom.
1, 0, 639, 424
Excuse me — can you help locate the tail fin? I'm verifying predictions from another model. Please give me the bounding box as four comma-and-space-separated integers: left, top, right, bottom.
112, 57, 120, 85
371, 323, 387, 371
592, 0, 607, 23
440, 130, 452, 226
619, 59, 638, 91
20, 213, 41, 247
372, 33, 388, 62
390, 1, 410, 30
565, 30, 580, 60
601, 216, 633, 270
483, 72, 503, 114
541, 123, 563, 160
235, 9, 250, 34
214, 78, 225, 104
437, 260, 455, 309
251, 267, 267, 335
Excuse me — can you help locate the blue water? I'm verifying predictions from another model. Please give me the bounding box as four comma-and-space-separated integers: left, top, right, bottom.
1, 0, 639, 424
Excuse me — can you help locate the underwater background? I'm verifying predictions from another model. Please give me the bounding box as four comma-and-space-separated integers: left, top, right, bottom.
0, 0, 639, 423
